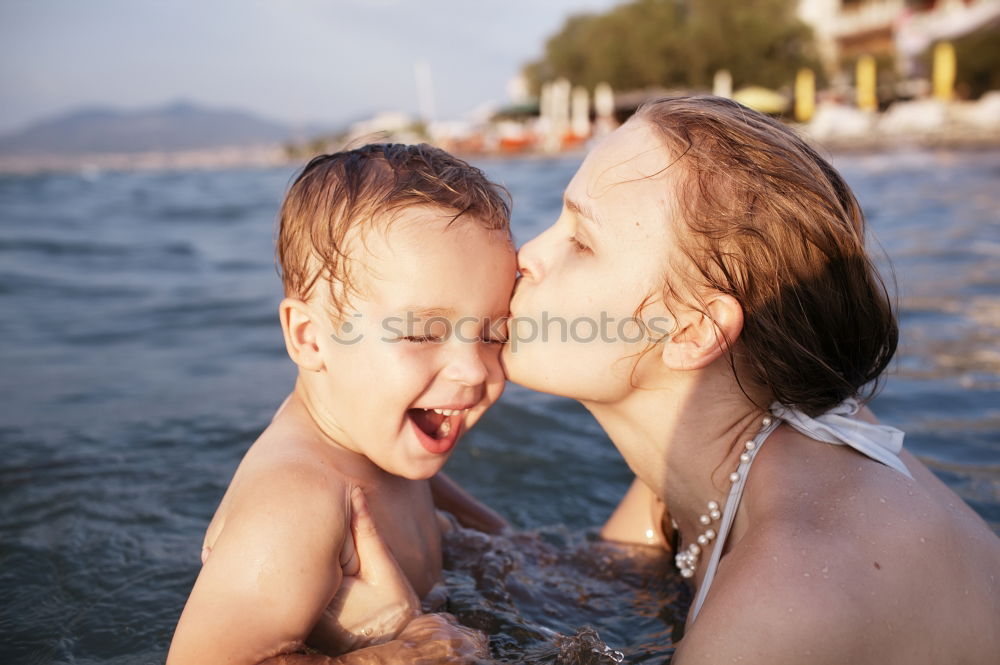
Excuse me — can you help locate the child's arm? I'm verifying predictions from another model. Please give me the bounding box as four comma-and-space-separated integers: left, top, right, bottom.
180, 484, 484, 664
429, 472, 509, 534
167, 469, 350, 664
259, 488, 487, 663
168, 472, 418, 664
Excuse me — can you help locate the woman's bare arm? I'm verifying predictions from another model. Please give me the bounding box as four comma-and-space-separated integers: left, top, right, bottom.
600, 477, 670, 549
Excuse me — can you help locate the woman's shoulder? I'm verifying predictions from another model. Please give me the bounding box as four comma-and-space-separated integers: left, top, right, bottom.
743, 431, 997, 587
716, 517, 876, 616
681, 440, 1000, 664
677, 532, 868, 664
681, 517, 1000, 664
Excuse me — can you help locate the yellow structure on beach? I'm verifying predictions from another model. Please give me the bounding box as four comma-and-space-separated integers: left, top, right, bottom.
795, 68, 816, 122
933, 41, 957, 102
856, 55, 878, 112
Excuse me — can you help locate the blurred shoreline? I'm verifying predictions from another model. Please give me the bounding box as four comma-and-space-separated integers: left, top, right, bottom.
0, 144, 291, 176
2, 98, 1000, 176
804, 124, 1000, 154
4, 135, 1000, 177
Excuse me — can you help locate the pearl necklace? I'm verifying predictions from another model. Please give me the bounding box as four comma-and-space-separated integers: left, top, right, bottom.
673, 415, 774, 579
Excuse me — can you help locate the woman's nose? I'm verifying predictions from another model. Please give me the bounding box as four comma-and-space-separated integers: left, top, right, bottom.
517, 235, 545, 282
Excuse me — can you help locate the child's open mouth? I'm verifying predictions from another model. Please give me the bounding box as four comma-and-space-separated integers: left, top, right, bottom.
407, 407, 466, 455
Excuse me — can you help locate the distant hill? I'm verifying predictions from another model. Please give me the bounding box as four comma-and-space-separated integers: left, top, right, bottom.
0, 101, 298, 156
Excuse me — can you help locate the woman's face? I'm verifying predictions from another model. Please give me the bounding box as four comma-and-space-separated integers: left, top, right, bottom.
504, 120, 682, 402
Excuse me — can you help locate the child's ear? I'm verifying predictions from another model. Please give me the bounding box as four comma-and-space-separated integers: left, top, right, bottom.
660, 294, 743, 371
279, 297, 325, 372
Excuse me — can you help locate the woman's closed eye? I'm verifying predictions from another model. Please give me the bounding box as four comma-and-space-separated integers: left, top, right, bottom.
569, 235, 591, 253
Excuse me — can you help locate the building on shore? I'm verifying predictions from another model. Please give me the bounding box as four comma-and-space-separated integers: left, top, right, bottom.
798, 0, 1000, 88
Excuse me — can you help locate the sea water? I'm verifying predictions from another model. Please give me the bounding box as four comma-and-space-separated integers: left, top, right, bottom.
1, 148, 998, 664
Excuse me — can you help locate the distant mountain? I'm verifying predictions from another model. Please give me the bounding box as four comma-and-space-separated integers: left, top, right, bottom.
0, 101, 297, 156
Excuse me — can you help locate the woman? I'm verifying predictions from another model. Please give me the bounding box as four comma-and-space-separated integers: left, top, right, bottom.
503, 96, 1000, 663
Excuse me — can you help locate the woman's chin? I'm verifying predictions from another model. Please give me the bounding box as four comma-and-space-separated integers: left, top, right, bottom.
500, 343, 525, 383
501, 343, 545, 389
502, 344, 569, 397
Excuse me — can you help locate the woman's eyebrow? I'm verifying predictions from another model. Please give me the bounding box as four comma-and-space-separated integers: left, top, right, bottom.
564, 196, 602, 227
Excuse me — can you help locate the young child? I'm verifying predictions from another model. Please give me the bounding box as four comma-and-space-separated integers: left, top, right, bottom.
167, 144, 517, 664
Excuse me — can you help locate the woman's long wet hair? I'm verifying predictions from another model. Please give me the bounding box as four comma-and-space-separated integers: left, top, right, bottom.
637, 96, 897, 416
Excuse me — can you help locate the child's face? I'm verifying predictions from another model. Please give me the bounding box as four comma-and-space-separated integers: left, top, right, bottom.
312, 206, 516, 480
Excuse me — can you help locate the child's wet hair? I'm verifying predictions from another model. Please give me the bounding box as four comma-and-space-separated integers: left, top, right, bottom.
277, 143, 512, 314
635, 96, 897, 416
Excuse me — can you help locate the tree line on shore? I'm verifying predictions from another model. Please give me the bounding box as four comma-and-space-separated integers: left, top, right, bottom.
522, 0, 999, 100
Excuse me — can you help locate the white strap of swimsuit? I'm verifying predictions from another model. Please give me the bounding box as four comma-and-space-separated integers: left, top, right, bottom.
689, 417, 780, 623
770, 398, 912, 480
689, 399, 911, 623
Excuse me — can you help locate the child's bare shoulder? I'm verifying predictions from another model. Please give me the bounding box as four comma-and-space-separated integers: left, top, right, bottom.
204, 422, 353, 560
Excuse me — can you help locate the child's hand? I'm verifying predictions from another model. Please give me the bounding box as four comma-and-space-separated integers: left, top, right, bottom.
308, 487, 421, 655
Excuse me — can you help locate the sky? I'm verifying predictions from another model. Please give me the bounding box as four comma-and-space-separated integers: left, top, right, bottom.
0, 0, 624, 134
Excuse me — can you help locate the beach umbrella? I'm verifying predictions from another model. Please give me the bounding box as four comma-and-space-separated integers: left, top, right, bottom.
732, 86, 790, 114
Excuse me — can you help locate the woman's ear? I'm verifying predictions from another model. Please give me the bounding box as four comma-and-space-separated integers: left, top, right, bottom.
279, 297, 325, 372
660, 294, 743, 371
